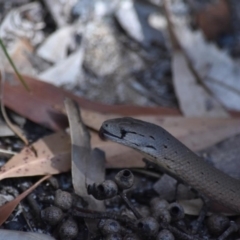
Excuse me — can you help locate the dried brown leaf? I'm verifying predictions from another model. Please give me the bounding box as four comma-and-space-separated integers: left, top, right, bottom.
64, 98, 90, 198
64, 99, 105, 211
65, 99, 106, 238
0, 132, 71, 180
3, 73, 181, 131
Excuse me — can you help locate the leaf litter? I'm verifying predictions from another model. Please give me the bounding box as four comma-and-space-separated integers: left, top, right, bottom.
1, 0, 240, 238
0, 131, 71, 181
164, 0, 229, 118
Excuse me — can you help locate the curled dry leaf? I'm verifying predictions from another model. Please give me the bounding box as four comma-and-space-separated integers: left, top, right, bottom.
64, 98, 105, 210
0, 175, 51, 226
0, 132, 71, 181
64, 98, 91, 198
65, 98, 106, 237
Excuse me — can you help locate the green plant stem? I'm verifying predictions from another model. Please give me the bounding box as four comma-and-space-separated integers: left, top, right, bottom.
0, 38, 30, 92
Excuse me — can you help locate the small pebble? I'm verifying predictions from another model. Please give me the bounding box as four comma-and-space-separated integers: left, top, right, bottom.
153, 209, 171, 223
58, 218, 78, 240
137, 205, 151, 218
136, 217, 159, 237
157, 229, 175, 240
4, 221, 24, 231
41, 206, 63, 225
207, 214, 230, 236
105, 233, 123, 240
123, 234, 140, 240
168, 202, 184, 221
88, 180, 118, 200
54, 189, 72, 210
99, 219, 121, 235
150, 198, 169, 211
115, 169, 134, 190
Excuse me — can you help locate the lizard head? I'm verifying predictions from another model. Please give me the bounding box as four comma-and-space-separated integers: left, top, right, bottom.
99, 117, 167, 160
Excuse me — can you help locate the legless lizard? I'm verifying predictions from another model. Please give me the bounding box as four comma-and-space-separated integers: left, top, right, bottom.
99, 117, 240, 213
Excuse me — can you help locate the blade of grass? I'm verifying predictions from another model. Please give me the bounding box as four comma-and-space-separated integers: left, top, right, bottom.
0, 68, 29, 145
0, 38, 30, 92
